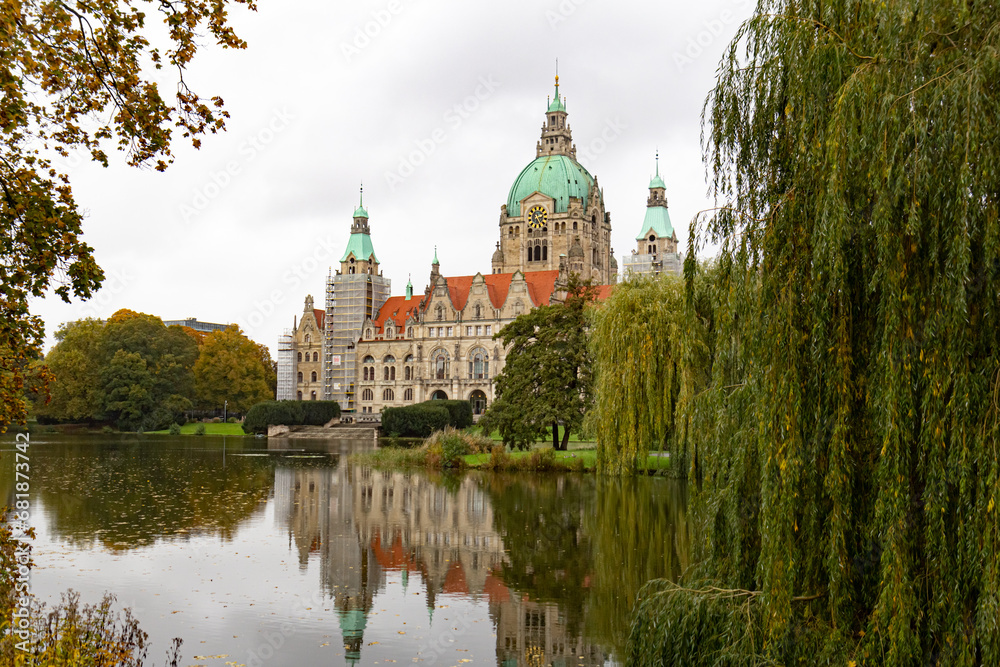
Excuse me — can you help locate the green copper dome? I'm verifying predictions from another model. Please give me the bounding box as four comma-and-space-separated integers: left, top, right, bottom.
636, 205, 674, 240
507, 154, 594, 217
649, 174, 666, 189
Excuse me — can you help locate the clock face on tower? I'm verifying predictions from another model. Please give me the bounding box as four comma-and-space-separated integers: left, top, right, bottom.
527, 205, 548, 230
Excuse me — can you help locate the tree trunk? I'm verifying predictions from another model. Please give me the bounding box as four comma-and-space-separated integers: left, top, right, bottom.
552, 422, 559, 450
560, 426, 571, 452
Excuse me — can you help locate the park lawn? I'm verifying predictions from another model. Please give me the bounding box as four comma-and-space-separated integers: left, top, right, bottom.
148, 423, 249, 436
480, 428, 596, 444
461, 447, 671, 472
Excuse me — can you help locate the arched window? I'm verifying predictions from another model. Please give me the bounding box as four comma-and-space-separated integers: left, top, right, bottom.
362, 388, 373, 401
384, 355, 395, 364
435, 305, 443, 321
363, 367, 369, 381
312, 352, 319, 362
434, 350, 449, 380
365, 328, 372, 339
515, 225, 520, 236
542, 244, 548, 261
534, 245, 541, 262
363, 355, 375, 363
297, 391, 302, 400
508, 226, 514, 238
305, 334, 310, 344
383, 388, 394, 401
310, 391, 317, 401
390, 367, 396, 380
297, 372, 303, 382
406, 327, 413, 338
573, 221, 578, 231
386, 324, 393, 338
311, 371, 317, 382
297, 352, 302, 362
349, 266, 355, 274
383, 366, 389, 381
404, 388, 413, 402
404, 366, 411, 381
468, 348, 489, 380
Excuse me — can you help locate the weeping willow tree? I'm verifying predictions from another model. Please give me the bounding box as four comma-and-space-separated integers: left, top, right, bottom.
629, 0, 1000, 664
590, 276, 685, 474
590, 269, 715, 475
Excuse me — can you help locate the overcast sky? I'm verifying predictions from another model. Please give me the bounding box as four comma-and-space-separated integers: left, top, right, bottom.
31, 0, 757, 356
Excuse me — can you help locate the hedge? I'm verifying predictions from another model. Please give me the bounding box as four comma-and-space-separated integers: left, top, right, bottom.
381, 404, 451, 438
418, 399, 473, 429
300, 401, 341, 425
242, 401, 304, 434
242, 400, 341, 434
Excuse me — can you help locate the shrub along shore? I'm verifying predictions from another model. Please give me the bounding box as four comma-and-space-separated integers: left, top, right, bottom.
350, 427, 672, 474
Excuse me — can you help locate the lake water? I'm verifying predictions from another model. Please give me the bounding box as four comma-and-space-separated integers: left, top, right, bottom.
0, 434, 689, 666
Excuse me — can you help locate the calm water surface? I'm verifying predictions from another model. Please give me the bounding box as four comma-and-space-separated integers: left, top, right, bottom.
0, 434, 689, 666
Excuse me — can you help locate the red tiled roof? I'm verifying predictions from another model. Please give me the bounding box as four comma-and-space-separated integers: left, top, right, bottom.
373, 296, 423, 329
369, 270, 595, 336
313, 309, 325, 329
523, 270, 559, 306
444, 270, 560, 311
592, 284, 615, 301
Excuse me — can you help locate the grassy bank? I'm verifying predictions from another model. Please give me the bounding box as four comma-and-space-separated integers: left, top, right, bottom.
352, 430, 671, 473
148, 423, 250, 436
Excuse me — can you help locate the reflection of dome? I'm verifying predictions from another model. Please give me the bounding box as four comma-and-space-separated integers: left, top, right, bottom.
338, 609, 368, 665
507, 155, 594, 216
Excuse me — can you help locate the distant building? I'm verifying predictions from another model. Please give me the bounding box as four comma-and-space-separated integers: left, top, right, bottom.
622, 155, 683, 279
163, 317, 229, 333
276, 331, 295, 401
277, 75, 664, 415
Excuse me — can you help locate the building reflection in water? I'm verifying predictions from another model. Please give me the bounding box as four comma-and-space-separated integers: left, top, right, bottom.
272, 464, 608, 666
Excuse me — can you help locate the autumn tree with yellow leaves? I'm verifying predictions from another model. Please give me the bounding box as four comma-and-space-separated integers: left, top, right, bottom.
0, 0, 257, 432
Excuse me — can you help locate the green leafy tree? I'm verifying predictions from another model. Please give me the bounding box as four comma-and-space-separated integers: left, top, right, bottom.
193, 325, 274, 413
0, 0, 256, 433
630, 1, 1000, 664
100, 349, 156, 431
38, 310, 198, 429
480, 280, 597, 451
35, 319, 106, 422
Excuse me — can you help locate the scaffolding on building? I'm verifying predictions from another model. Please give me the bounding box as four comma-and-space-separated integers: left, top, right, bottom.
322, 271, 390, 412
622, 251, 683, 279
276, 330, 295, 400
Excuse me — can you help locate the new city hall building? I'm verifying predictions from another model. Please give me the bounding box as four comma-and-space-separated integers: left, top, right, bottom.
277, 77, 681, 415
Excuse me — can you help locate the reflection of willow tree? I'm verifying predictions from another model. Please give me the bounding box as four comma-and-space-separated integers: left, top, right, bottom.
37, 440, 274, 549
483, 474, 597, 637
585, 477, 689, 656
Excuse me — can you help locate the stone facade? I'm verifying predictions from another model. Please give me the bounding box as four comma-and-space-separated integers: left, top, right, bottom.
291, 295, 325, 401
354, 264, 565, 415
